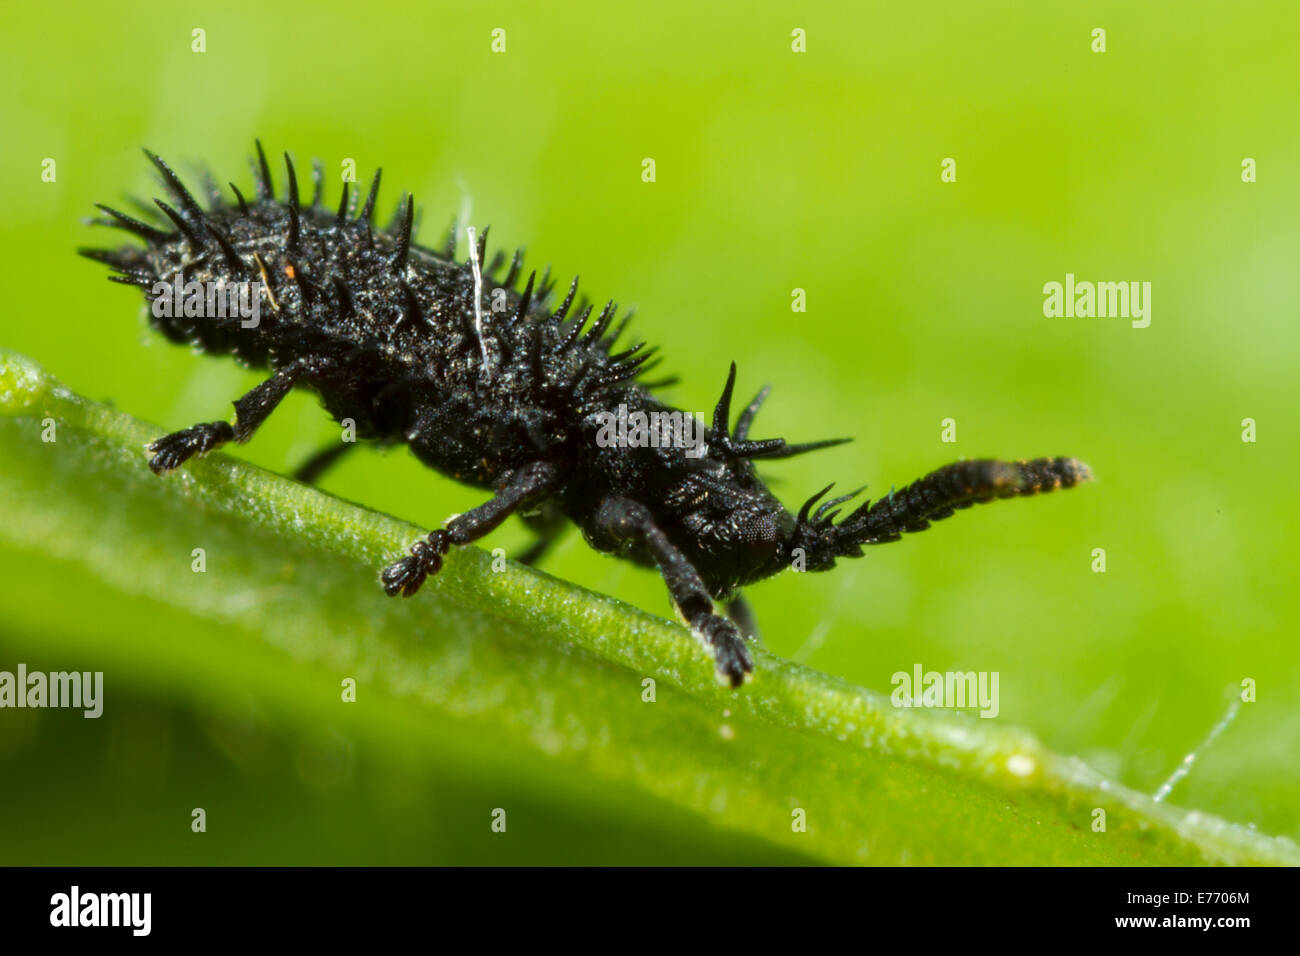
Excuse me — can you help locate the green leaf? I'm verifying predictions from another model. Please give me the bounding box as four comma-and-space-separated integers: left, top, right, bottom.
1, 348, 1295, 865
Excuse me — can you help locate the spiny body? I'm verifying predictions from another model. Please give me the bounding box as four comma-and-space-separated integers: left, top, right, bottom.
85, 147, 667, 485
83, 143, 1093, 687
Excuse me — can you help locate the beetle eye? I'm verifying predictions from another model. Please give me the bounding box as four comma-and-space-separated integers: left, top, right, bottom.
740, 514, 781, 549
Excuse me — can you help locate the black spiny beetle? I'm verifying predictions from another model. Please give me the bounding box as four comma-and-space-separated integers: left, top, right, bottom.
82, 143, 1092, 686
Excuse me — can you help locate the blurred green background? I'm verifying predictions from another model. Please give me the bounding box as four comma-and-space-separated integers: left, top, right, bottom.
1, 0, 1297, 863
